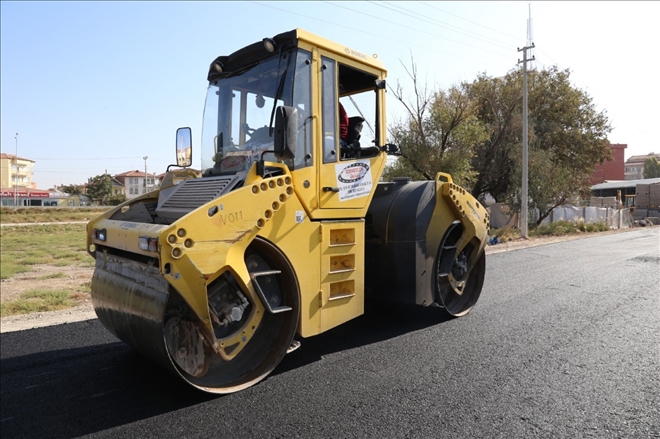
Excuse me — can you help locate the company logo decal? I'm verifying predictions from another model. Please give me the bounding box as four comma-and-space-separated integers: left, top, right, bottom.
334, 160, 373, 202
337, 162, 369, 183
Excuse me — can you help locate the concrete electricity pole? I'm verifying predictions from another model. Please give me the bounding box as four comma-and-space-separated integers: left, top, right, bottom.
518, 43, 534, 238
143, 156, 148, 194
14, 133, 18, 209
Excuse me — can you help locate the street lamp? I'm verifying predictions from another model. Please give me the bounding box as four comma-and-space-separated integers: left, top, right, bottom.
14, 133, 18, 209
143, 156, 148, 194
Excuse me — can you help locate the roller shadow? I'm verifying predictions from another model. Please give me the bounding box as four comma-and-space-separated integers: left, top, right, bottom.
0, 301, 452, 438
275, 300, 454, 375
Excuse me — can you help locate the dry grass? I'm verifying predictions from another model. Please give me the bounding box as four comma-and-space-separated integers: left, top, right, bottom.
0, 289, 73, 317
0, 207, 109, 224
0, 222, 94, 317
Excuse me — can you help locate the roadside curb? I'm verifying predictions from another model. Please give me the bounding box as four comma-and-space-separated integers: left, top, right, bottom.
0, 305, 97, 334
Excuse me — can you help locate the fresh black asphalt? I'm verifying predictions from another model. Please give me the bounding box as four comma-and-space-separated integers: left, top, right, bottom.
1, 228, 658, 438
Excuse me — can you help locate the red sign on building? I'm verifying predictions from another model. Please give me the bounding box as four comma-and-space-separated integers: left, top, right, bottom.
0, 190, 50, 198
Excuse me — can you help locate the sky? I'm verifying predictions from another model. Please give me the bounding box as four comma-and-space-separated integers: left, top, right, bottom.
1, 1, 659, 190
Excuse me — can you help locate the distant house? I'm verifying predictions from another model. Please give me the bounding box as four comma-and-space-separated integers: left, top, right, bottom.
110, 176, 124, 197
114, 170, 161, 200
624, 153, 660, 180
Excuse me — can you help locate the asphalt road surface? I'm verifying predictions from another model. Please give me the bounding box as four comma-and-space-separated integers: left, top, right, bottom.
2, 228, 658, 439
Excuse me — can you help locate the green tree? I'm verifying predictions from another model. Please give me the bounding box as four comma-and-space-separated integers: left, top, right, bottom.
59, 184, 82, 195
502, 66, 612, 225
106, 193, 128, 206
385, 60, 486, 188
386, 63, 611, 228
86, 174, 112, 205
643, 156, 660, 178
468, 71, 522, 201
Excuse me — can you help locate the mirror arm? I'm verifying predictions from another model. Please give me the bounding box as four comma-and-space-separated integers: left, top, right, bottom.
257, 150, 277, 177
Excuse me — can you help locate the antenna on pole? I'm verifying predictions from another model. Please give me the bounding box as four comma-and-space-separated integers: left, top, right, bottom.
526, 3, 536, 70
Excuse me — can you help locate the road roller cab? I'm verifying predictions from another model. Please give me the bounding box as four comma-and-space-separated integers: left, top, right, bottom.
86, 29, 490, 394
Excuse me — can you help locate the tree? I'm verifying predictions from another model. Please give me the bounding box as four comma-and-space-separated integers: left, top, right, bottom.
106, 193, 128, 206
643, 156, 660, 179
387, 62, 612, 228
385, 59, 485, 188
86, 174, 112, 205
468, 71, 522, 202
522, 66, 612, 225
60, 184, 82, 195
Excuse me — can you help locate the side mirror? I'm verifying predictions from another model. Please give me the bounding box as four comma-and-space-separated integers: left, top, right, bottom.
176, 127, 192, 168
273, 106, 297, 161
381, 143, 401, 156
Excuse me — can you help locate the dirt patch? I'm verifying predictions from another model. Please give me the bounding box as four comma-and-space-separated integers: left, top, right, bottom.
1, 264, 92, 304
0, 264, 94, 333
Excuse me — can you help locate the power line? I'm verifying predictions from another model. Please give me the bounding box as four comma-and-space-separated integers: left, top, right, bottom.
367, 1, 514, 52
250, 1, 505, 68
417, 0, 522, 42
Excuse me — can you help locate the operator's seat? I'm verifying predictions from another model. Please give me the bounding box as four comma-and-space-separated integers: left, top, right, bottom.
344, 116, 380, 159
346, 116, 365, 145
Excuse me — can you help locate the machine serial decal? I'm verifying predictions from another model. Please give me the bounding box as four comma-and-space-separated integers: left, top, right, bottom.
295, 211, 304, 223
335, 160, 373, 202
219, 210, 243, 225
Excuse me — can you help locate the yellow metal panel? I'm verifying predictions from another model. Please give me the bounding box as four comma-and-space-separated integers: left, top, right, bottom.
290, 165, 319, 217
426, 173, 490, 265
318, 155, 387, 213
253, 194, 323, 338
91, 218, 168, 257
86, 194, 160, 254
318, 220, 365, 333
295, 29, 386, 73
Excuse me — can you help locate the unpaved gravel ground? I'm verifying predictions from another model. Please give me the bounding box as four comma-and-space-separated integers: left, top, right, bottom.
0, 226, 647, 334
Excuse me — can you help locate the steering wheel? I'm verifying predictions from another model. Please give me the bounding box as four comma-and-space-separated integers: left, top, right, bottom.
243, 124, 272, 144
243, 123, 256, 136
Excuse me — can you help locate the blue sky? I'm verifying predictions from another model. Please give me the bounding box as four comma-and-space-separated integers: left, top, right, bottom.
2, 1, 658, 190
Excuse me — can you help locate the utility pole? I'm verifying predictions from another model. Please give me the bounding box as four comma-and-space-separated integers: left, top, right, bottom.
518, 43, 535, 238
143, 156, 148, 194
14, 133, 18, 209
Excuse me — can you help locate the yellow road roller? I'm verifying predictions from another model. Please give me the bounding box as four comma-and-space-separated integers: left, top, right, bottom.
87, 29, 489, 394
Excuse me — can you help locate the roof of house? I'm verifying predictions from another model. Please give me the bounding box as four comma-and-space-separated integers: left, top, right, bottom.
0, 153, 35, 163
625, 153, 660, 164
114, 170, 157, 178
110, 176, 124, 186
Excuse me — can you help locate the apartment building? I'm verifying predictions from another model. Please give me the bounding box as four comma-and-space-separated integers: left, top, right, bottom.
0, 153, 34, 189
625, 153, 660, 180
0, 153, 42, 206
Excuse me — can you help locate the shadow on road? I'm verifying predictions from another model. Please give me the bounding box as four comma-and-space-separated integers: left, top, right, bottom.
0, 301, 452, 438
276, 301, 453, 375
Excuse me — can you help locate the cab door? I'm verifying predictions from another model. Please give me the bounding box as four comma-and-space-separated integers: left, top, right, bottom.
317, 54, 384, 212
